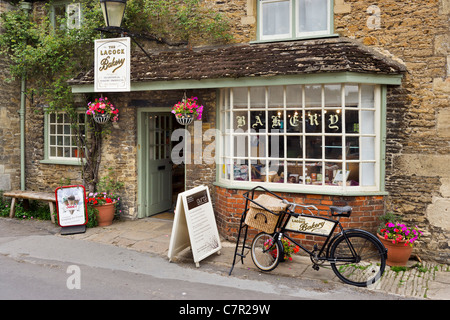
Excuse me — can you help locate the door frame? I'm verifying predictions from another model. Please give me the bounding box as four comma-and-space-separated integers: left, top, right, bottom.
137, 107, 173, 218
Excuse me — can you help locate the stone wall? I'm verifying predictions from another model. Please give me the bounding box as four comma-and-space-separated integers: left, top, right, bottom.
0, 1, 21, 192
331, 0, 450, 262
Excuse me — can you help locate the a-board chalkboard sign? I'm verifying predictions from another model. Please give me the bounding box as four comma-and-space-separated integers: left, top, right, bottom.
168, 186, 221, 267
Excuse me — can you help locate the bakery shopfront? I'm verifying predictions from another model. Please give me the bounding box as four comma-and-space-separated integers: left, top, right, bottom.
70, 37, 405, 242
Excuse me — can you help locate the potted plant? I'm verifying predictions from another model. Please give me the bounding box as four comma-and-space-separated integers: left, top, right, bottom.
171, 96, 204, 125
86, 97, 119, 124
86, 168, 123, 227
86, 192, 119, 227
264, 237, 300, 262
377, 213, 423, 266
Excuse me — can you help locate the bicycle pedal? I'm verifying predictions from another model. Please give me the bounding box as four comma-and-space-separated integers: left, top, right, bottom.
312, 265, 320, 271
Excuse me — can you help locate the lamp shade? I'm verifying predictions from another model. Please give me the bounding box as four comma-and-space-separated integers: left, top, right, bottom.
100, 0, 127, 28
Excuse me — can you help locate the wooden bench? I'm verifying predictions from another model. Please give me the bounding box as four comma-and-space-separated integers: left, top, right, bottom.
3, 190, 56, 223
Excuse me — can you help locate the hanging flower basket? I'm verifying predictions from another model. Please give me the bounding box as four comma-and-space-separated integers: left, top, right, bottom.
93, 113, 111, 124
172, 95, 203, 126
175, 113, 194, 126
87, 97, 119, 124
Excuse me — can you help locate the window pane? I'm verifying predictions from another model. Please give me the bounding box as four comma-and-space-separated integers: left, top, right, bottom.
345, 110, 359, 133
233, 111, 248, 130
305, 136, 322, 159
233, 87, 248, 109
234, 135, 248, 157
361, 137, 375, 160
305, 85, 321, 108
305, 110, 322, 133
287, 110, 302, 133
324, 84, 341, 107
262, 0, 291, 37
361, 163, 375, 186
250, 160, 265, 182
268, 110, 283, 131
325, 136, 342, 159
361, 85, 375, 108
346, 137, 359, 159
345, 85, 359, 107
325, 110, 342, 133
269, 134, 284, 158
234, 162, 248, 181
297, 0, 328, 33
325, 162, 341, 185
287, 161, 303, 184
250, 87, 265, 108
268, 86, 284, 108
250, 111, 266, 130
305, 162, 323, 185
250, 135, 266, 158
286, 136, 302, 158
286, 85, 302, 108
361, 111, 375, 134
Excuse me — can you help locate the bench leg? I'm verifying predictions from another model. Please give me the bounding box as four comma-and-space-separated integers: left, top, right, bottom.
49, 202, 56, 224
9, 198, 16, 218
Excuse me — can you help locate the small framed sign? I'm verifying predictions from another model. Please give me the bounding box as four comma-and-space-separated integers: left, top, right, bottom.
94, 37, 131, 92
55, 185, 88, 230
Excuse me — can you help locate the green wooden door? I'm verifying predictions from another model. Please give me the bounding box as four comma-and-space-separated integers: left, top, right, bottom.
139, 112, 173, 217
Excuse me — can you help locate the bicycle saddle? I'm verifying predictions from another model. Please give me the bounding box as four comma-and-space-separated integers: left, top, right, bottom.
330, 206, 352, 217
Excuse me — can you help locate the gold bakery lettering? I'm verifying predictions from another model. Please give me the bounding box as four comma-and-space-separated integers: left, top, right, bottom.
290, 217, 325, 232
99, 56, 125, 73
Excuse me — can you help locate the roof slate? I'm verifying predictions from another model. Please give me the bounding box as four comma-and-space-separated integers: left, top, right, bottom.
69, 37, 406, 86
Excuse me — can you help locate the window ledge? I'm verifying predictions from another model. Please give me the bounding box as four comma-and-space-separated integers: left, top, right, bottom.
213, 181, 388, 197
251, 33, 340, 45
40, 159, 84, 166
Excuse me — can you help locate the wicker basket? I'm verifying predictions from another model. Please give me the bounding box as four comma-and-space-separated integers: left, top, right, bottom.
245, 194, 288, 233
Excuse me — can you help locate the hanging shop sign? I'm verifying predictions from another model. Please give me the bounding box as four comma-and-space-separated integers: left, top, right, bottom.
168, 186, 222, 267
55, 185, 88, 234
94, 37, 131, 92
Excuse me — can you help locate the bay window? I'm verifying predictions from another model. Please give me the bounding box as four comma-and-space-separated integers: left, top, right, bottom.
259, 0, 332, 41
218, 84, 381, 192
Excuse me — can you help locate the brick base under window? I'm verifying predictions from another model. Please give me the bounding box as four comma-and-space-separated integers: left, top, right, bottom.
215, 186, 385, 252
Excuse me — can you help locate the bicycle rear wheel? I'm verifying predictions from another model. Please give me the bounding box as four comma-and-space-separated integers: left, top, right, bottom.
251, 232, 281, 272
329, 231, 386, 287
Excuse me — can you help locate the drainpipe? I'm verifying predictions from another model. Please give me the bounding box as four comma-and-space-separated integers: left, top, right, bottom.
19, 1, 32, 191
20, 77, 26, 190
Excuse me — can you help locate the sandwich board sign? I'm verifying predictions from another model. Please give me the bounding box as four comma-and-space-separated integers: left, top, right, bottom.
55, 185, 88, 235
168, 185, 221, 267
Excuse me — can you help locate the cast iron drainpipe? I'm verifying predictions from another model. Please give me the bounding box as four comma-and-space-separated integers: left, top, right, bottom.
19, 1, 32, 191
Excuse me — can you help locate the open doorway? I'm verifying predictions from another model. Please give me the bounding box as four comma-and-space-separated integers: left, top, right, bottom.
138, 110, 185, 218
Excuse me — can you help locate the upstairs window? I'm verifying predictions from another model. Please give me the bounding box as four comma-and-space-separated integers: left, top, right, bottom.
259, 0, 332, 41
51, 1, 82, 29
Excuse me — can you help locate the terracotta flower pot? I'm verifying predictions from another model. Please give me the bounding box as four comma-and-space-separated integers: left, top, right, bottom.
377, 234, 413, 267
94, 202, 115, 227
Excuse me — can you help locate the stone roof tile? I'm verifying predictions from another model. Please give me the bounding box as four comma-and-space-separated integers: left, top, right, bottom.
69, 37, 406, 86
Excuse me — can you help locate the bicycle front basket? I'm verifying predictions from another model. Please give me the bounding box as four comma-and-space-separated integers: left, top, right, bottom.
245, 194, 288, 233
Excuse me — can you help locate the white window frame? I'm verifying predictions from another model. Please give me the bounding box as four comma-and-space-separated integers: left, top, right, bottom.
218, 84, 381, 194
51, 1, 82, 30
43, 111, 85, 164
258, 0, 333, 41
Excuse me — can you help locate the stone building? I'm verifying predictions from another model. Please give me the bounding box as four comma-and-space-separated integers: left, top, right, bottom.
1, 0, 449, 263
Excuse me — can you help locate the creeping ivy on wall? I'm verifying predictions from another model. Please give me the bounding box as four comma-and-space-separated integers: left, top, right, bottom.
0, 0, 232, 192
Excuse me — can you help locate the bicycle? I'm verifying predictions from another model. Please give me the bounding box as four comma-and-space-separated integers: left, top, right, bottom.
229, 186, 387, 287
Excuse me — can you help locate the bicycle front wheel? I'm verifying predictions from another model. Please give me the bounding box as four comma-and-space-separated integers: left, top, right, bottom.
251, 232, 281, 272
329, 231, 386, 287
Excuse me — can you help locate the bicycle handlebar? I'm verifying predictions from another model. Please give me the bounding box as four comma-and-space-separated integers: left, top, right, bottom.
282, 199, 318, 217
